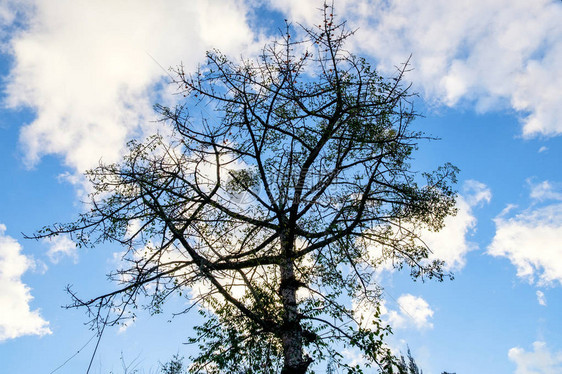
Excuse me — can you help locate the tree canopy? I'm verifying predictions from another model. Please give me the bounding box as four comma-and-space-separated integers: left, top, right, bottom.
32, 6, 457, 374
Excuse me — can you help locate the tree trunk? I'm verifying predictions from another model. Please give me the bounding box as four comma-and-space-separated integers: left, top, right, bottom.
279, 238, 311, 374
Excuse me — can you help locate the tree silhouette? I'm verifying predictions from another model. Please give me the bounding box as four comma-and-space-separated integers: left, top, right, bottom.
397, 348, 422, 374
387, 347, 456, 374
31, 5, 457, 373
160, 354, 186, 374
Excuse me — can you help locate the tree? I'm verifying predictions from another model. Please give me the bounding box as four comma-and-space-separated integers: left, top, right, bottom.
396, 348, 422, 374
385, 347, 455, 374
160, 354, 187, 374
31, 5, 457, 374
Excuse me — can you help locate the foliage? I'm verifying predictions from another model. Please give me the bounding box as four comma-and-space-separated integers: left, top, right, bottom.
396, 348, 422, 374
160, 354, 187, 374
382, 347, 456, 374
31, 4, 457, 374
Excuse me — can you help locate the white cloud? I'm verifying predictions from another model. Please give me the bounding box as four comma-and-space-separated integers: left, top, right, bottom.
3, 1, 561, 180
266, 0, 320, 26
359, 0, 562, 137
509, 341, 562, 374
0, 2, 16, 28
269, 0, 562, 137
529, 180, 562, 201
117, 321, 133, 334
0, 0, 31, 33
366, 180, 490, 273
536, 290, 547, 306
385, 294, 434, 330
3, 0, 259, 172
423, 180, 491, 271
421, 196, 475, 271
341, 348, 368, 368
488, 187, 562, 286
356, 294, 434, 331
44, 235, 77, 264
0, 224, 51, 341
463, 180, 493, 207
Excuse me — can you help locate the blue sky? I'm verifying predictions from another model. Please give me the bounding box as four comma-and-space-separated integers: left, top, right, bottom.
1, 1, 562, 373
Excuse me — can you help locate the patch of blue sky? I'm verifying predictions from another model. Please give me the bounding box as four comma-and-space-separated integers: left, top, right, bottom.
1, 1, 562, 373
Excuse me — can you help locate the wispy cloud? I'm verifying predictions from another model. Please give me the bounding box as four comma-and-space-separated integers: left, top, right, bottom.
529, 180, 562, 201
0, 224, 51, 341
536, 290, 547, 306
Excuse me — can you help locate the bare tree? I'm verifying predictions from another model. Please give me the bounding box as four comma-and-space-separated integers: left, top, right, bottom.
32, 6, 457, 373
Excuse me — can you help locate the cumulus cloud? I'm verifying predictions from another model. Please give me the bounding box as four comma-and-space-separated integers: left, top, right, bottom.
44, 235, 77, 264
366, 180, 490, 273
5, 0, 562, 178
384, 294, 434, 330
3, 0, 260, 172
0, 224, 51, 341
356, 0, 562, 137
488, 180, 562, 286
4, 0, 560, 182
423, 180, 491, 271
341, 347, 368, 368
509, 341, 562, 374
268, 0, 562, 137
266, 0, 322, 26
355, 293, 434, 331
488, 203, 562, 286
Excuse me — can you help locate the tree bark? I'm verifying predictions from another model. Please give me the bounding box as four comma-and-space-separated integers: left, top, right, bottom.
279, 236, 311, 374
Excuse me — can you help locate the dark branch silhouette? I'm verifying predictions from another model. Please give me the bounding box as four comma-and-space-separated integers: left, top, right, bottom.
30, 4, 457, 373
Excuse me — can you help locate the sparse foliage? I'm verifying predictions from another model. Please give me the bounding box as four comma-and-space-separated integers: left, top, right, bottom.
397, 348, 422, 374
382, 347, 455, 374
160, 354, 187, 374
31, 5, 457, 373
